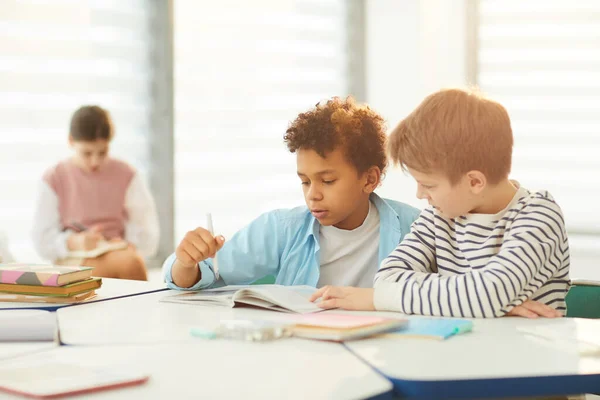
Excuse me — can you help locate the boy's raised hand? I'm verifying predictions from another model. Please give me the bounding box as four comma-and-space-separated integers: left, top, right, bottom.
310, 286, 375, 311
506, 300, 562, 318
175, 227, 225, 268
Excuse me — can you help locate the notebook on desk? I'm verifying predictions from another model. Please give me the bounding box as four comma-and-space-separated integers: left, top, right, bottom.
190, 314, 408, 342
66, 240, 128, 259
517, 318, 600, 356
0, 278, 102, 297
289, 313, 408, 342
378, 318, 473, 340
0, 357, 148, 399
0, 290, 97, 304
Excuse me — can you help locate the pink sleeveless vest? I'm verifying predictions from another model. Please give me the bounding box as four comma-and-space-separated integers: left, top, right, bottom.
43, 158, 135, 239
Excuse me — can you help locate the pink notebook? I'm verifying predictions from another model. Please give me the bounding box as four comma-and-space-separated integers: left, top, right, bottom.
0, 360, 148, 399
291, 313, 396, 328
0, 264, 93, 287
285, 313, 408, 341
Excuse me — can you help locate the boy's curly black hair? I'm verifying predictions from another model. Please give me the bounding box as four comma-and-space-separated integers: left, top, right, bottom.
284, 97, 387, 174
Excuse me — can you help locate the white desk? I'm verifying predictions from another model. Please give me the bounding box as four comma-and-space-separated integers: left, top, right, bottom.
344, 315, 600, 399
56, 289, 600, 399
0, 278, 168, 311
0, 341, 393, 400
57, 290, 312, 345
0, 342, 56, 361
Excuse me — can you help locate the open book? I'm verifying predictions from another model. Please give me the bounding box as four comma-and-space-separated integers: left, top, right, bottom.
66, 240, 128, 259
161, 285, 322, 314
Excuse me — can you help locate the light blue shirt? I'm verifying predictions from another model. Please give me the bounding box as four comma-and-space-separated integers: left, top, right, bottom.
162, 193, 420, 290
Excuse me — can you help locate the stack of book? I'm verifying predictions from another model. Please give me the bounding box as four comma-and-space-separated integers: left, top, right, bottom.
0, 264, 101, 304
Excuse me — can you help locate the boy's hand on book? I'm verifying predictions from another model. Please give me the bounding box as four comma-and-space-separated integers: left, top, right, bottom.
175, 228, 226, 268
310, 286, 375, 311
506, 300, 562, 318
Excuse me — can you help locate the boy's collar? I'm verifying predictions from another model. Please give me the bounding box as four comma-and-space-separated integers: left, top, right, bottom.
369, 193, 402, 232
306, 192, 402, 242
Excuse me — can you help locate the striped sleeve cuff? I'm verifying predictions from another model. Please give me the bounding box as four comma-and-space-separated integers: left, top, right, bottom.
373, 281, 405, 313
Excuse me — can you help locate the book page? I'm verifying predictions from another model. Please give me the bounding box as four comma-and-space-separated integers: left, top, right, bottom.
159, 290, 237, 308
235, 285, 321, 314
160, 285, 321, 313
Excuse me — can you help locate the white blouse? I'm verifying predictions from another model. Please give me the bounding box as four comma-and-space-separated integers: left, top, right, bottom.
31, 173, 160, 261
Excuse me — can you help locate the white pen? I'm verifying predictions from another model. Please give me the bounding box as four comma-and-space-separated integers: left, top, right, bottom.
206, 213, 220, 279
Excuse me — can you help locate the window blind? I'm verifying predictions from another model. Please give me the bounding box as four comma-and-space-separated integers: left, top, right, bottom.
477, 0, 600, 234
0, 0, 154, 260
173, 0, 352, 240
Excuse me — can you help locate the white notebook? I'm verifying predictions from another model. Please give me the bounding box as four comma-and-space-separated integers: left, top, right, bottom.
518, 318, 600, 356
571, 279, 600, 287
66, 240, 128, 259
0, 310, 57, 342
161, 284, 322, 314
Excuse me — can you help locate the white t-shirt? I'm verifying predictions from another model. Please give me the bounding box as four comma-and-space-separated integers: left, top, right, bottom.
317, 201, 380, 288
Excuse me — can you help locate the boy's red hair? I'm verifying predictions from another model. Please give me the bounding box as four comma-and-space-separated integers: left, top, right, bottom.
388, 88, 513, 184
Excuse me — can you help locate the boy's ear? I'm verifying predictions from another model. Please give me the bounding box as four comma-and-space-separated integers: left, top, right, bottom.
363, 166, 381, 193
466, 170, 486, 194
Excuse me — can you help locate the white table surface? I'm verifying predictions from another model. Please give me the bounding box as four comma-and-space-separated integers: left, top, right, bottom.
57, 289, 324, 345
0, 341, 393, 400
344, 314, 600, 399
0, 342, 56, 361
55, 285, 600, 399
0, 278, 168, 310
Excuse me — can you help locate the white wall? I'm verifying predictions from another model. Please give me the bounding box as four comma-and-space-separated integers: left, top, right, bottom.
364, 0, 469, 209
364, 0, 597, 280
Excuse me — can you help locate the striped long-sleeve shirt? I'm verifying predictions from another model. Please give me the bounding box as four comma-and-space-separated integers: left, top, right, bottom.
374, 185, 570, 318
